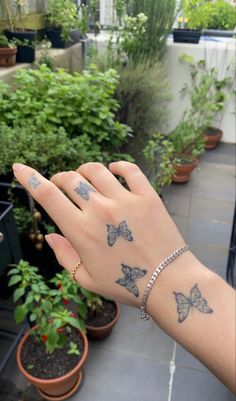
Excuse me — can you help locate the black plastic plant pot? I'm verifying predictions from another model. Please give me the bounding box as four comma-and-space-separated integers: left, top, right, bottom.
5, 30, 36, 63
46, 27, 81, 48
173, 29, 201, 44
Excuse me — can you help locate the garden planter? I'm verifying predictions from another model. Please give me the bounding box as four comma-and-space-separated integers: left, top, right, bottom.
16, 326, 89, 401
173, 29, 201, 44
46, 28, 81, 49
86, 300, 120, 341
5, 31, 36, 63
172, 156, 198, 183
0, 47, 17, 67
204, 127, 223, 150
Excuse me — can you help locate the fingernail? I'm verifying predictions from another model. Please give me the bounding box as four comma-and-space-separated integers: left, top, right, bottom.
12, 163, 26, 172
45, 235, 54, 249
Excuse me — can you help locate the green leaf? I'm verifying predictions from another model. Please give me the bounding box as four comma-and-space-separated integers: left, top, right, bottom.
7, 268, 19, 276
14, 305, 28, 324
8, 275, 22, 287
13, 287, 25, 303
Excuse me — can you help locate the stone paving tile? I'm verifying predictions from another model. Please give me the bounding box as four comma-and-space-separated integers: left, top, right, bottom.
171, 366, 235, 401
190, 245, 229, 277
171, 215, 189, 239
68, 346, 170, 401
188, 218, 232, 249
91, 304, 174, 364
163, 194, 191, 217
189, 197, 235, 224
175, 344, 207, 372
200, 144, 236, 166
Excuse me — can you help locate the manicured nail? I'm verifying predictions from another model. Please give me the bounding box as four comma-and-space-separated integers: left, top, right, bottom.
12, 163, 26, 172
45, 235, 54, 249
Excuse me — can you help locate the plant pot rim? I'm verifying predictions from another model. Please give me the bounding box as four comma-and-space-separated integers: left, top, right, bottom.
173, 154, 198, 167
173, 28, 202, 33
16, 325, 88, 384
0, 47, 17, 52
85, 300, 120, 331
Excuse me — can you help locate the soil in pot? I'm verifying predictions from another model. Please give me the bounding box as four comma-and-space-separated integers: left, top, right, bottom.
86, 300, 120, 340
204, 127, 223, 150
21, 328, 84, 379
17, 327, 88, 401
172, 155, 198, 184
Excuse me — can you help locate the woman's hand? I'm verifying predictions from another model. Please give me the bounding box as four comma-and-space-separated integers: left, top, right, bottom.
13, 161, 185, 307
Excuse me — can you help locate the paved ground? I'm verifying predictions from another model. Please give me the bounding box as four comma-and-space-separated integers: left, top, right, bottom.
0, 143, 235, 401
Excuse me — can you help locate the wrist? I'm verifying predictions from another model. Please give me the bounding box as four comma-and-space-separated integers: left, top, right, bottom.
145, 251, 213, 325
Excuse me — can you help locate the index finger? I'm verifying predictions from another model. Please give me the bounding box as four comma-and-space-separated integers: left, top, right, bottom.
12, 163, 82, 240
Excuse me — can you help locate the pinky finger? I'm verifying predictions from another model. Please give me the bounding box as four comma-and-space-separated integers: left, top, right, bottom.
45, 233, 92, 288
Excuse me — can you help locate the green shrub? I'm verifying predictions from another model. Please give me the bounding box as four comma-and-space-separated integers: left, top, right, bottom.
0, 65, 132, 175
183, 0, 236, 30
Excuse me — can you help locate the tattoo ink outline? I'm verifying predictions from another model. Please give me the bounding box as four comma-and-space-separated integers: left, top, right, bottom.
116, 263, 147, 298
74, 181, 96, 201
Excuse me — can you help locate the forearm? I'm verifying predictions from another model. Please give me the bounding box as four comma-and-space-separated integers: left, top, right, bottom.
146, 251, 236, 393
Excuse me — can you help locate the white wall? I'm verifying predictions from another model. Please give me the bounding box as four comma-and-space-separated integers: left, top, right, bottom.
166, 38, 236, 143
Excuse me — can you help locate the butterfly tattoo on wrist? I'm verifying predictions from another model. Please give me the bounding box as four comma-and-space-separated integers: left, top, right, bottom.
107, 220, 133, 247
116, 264, 147, 298
174, 284, 213, 323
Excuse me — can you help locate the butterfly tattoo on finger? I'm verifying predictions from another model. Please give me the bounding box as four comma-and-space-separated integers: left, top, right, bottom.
74, 181, 96, 201
107, 220, 133, 246
174, 284, 213, 323
116, 264, 147, 298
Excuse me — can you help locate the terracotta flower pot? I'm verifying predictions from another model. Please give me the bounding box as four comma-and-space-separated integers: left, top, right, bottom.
204, 127, 223, 150
86, 301, 120, 341
16, 326, 89, 401
172, 156, 198, 183
0, 47, 17, 67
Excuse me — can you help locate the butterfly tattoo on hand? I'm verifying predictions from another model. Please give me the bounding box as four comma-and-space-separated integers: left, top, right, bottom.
174, 284, 213, 323
107, 220, 133, 246
74, 181, 96, 201
116, 264, 147, 298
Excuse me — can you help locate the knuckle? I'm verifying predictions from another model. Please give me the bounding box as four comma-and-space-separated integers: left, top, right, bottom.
36, 182, 56, 202
78, 162, 105, 174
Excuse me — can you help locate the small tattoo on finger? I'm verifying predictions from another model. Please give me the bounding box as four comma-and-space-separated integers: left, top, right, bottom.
28, 174, 41, 189
74, 181, 96, 201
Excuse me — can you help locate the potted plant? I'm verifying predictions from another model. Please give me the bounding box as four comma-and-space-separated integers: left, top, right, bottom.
143, 132, 175, 195
173, 16, 201, 44
183, 0, 236, 38
8, 260, 88, 401
52, 270, 120, 341
169, 118, 205, 183
0, 34, 17, 67
1, 0, 36, 63
46, 0, 88, 48
180, 54, 234, 149
82, 290, 120, 341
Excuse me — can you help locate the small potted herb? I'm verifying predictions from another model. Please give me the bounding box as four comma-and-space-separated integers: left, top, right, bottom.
52, 270, 120, 341
169, 118, 205, 183
173, 15, 201, 44
0, 34, 17, 67
82, 290, 120, 341
8, 260, 88, 401
46, 0, 88, 48
1, 0, 36, 63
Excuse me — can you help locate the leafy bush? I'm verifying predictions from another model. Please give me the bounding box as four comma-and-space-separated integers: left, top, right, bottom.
169, 119, 205, 158
0, 65, 132, 175
143, 132, 175, 194
183, 0, 236, 30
